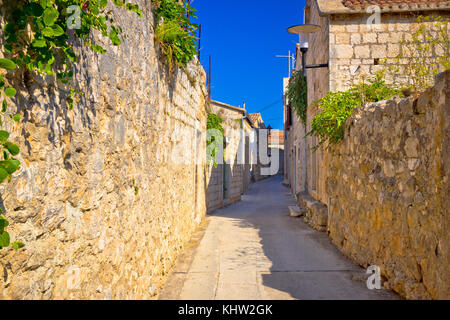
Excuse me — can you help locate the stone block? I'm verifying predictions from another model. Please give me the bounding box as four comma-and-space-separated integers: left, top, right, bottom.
354, 45, 371, 59
330, 45, 354, 59
336, 33, 351, 44
371, 45, 387, 59
351, 33, 361, 45
289, 206, 305, 218
363, 33, 377, 43
346, 24, 359, 33
387, 44, 400, 58
404, 137, 419, 158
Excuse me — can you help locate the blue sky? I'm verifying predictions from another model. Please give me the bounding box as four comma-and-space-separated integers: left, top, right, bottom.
192, 0, 307, 130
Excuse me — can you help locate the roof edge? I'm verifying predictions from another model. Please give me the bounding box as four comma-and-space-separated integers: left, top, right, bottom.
210, 100, 256, 127
211, 100, 246, 114
316, 0, 450, 15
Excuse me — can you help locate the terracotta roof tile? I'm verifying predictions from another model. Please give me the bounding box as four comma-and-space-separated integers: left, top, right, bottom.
342, 0, 449, 9
249, 113, 266, 129
268, 131, 285, 145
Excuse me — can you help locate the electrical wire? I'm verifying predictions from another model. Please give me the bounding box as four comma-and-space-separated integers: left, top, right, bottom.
254, 98, 283, 113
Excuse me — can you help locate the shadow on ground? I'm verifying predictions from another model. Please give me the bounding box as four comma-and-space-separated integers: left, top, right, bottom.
210, 175, 397, 300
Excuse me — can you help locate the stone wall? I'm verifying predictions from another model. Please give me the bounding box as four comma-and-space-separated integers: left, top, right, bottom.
205, 163, 224, 214
0, 1, 208, 299
326, 71, 449, 300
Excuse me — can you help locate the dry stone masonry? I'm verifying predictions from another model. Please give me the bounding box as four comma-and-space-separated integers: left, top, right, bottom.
0, 1, 208, 299
326, 71, 449, 300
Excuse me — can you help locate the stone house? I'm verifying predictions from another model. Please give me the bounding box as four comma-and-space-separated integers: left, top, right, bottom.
249, 113, 267, 130
284, 0, 450, 299
249, 113, 274, 181
268, 130, 285, 176
205, 100, 255, 213
285, 0, 450, 204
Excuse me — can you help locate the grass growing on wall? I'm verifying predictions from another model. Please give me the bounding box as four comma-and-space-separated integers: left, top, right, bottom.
153, 0, 198, 73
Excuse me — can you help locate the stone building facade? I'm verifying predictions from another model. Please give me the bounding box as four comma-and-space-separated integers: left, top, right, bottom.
0, 1, 209, 299
284, 0, 450, 299
286, 0, 450, 201
268, 130, 285, 176
205, 101, 255, 213
249, 113, 273, 182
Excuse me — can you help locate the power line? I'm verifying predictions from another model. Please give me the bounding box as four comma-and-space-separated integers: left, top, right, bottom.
264, 117, 283, 122
254, 98, 283, 113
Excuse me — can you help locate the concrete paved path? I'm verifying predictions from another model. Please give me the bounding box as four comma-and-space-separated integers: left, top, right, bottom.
159, 176, 396, 300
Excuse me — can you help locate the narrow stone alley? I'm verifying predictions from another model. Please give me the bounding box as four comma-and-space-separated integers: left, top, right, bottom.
159, 176, 397, 300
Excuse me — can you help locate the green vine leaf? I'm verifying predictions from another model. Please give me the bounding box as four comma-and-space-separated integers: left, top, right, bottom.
26, 3, 45, 16
12, 114, 21, 122
0, 130, 10, 142
0, 216, 9, 230
43, 7, 59, 26
4, 142, 20, 156
12, 241, 25, 250
52, 25, 65, 37
32, 39, 47, 48
0, 159, 20, 174
0, 168, 8, 183
0, 231, 10, 248
4, 88, 17, 97
0, 58, 17, 70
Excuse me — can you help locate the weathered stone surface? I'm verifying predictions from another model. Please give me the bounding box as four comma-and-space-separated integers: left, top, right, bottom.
0, 1, 208, 299
329, 12, 450, 91
297, 192, 328, 232
289, 205, 305, 218
326, 71, 450, 300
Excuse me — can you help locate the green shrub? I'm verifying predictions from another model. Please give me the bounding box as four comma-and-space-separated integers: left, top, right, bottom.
154, 0, 198, 73
308, 72, 400, 150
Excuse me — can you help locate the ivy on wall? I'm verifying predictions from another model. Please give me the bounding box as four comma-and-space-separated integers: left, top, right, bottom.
385, 15, 449, 94
0, 0, 142, 250
206, 113, 224, 168
287, 70, 307, 125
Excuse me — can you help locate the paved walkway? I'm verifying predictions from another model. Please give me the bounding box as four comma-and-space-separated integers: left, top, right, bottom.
159, 176, 396, 300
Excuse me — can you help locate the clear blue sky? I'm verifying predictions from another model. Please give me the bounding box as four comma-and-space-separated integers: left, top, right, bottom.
193, 0, 307, 130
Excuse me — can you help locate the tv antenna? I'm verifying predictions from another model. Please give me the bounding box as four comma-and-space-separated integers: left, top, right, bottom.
276, 50, 296, 78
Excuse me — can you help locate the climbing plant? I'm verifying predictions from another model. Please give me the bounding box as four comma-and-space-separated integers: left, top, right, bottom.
308, 72, 400, 150
287, 70, 307, 125
153, 0, 198, 73
0, 0, 142, 250
385, 15, 449, 93
206, 113, 224, 168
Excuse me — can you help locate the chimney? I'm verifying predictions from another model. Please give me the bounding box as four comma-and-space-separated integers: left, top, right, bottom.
243, 102, 246, 110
